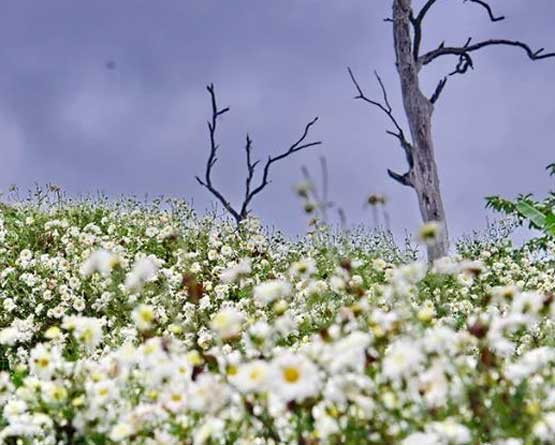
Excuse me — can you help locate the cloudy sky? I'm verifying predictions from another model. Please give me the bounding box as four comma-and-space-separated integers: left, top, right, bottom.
1, 0, 554, 240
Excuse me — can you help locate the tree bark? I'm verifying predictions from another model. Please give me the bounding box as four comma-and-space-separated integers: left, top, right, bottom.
392, 0, 449, 261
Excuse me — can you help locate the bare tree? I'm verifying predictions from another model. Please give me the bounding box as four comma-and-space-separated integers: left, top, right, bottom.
350, 0, 555, 261
196, 84, 321, 225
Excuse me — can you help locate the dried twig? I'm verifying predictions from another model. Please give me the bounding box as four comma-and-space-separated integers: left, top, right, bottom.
348, 68, 414, 187
196, 84, 321, 224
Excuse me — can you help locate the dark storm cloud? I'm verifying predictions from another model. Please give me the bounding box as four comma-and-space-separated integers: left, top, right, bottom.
1, 0, 554, 241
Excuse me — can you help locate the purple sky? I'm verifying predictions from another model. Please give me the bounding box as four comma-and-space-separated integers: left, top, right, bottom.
1, 0, 554, 239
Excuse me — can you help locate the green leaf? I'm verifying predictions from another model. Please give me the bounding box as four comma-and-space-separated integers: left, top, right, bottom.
545, 213, 555, 236
516, 200, 546, 229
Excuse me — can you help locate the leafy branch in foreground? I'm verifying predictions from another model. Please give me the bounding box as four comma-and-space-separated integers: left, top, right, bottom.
196, 84, 321, 225
486, 163, 555, 241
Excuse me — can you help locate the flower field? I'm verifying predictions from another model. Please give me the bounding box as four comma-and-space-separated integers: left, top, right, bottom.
1, 197, 555, 444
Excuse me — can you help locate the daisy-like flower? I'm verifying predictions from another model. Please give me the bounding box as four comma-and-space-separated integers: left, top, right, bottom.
417, 221, 443, 246
220, 259, 251, 283
270, 352, 321, 402
230, 360, 270, 394
132, 304, 156, 332
0, 327, 20, 346
402, 432, 442, 445
188, 374, 229, 414
430, 419, 472, 444
253, 279, 292, 306
80, 249, 119, 277
109, 421, 134, 441
511, 291, 544, 315
289, 258, 317, 280
210, 307, 243, 340
125, 256, 159, 291
62, 316, 104, 350
382, 338, 424, 381
29, 344, 59, 379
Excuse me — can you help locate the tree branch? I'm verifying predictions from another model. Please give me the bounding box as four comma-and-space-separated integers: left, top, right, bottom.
430, 77, 448, 104
242, 117, 321, 216
195, 84, 241, 222
196, 84, 321, 224
241, 134, 260, 217
348, 67, 414, 188
463, 0, 505, 22
387, 169, 413, 187
411, 0, 439, 61
420, 38, 555, 67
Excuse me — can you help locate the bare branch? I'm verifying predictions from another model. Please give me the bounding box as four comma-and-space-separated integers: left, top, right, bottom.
348, 67, 414, 188
463, 0, 505, 22
430, 77, 448, 104
196, 84, 240, 223
411, 0, 439, 60
387, 169, 413, 188
243, 117, 321, 215
348, 67, 408, 142
240, 134, 260, 217
197, 84, 321, 224
420, 38, 555, 67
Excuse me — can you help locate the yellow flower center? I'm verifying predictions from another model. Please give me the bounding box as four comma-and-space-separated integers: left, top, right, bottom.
37, 357, 50, 368
283, 366, 300, 383
249, 368, 263, 381
171, 393, 183, 402
140, 309, 154, 322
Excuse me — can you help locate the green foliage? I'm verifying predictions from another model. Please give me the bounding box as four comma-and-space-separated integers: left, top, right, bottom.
486, 163, 555, 245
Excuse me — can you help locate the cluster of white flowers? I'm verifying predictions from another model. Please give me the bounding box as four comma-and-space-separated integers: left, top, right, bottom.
0, 200, 554, 444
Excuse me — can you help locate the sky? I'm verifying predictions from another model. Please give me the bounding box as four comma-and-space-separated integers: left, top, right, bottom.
1, 0, 554, 241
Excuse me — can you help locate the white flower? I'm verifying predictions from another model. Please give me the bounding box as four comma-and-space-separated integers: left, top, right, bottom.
80, 249, 119, 277
132, 304, 156, 331
511, 291, 544, 315
230, 360, 270, 394
505, 347, 555, 383
29, 344, 59, 379
324, 331, 371, 373
62, 316, 104, 349
3, 400, 27, 421
110, 421, 134, 441
209, 307, 243, 340
289, 258, 317, 279
392, 262, 427, 286
417, 221, 443, 246
534, 412, 555, 441
418, 361, 449, 408
253, 280, 292, 306
220, 259, 251, 283
270, 352, 321, 402
0, 327, 20, 346
188, 374, 229, 413
383, 338, 424, 380
330, 275, 346, 293
402, 432, 442, 445
125, 256, 159, 291
193, 417, 225, 445
313, 403, 340, 439
430, 419, 472, 444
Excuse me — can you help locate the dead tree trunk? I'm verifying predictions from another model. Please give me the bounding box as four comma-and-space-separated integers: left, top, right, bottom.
392, 0, 448, 260
350, 0, 554, 262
